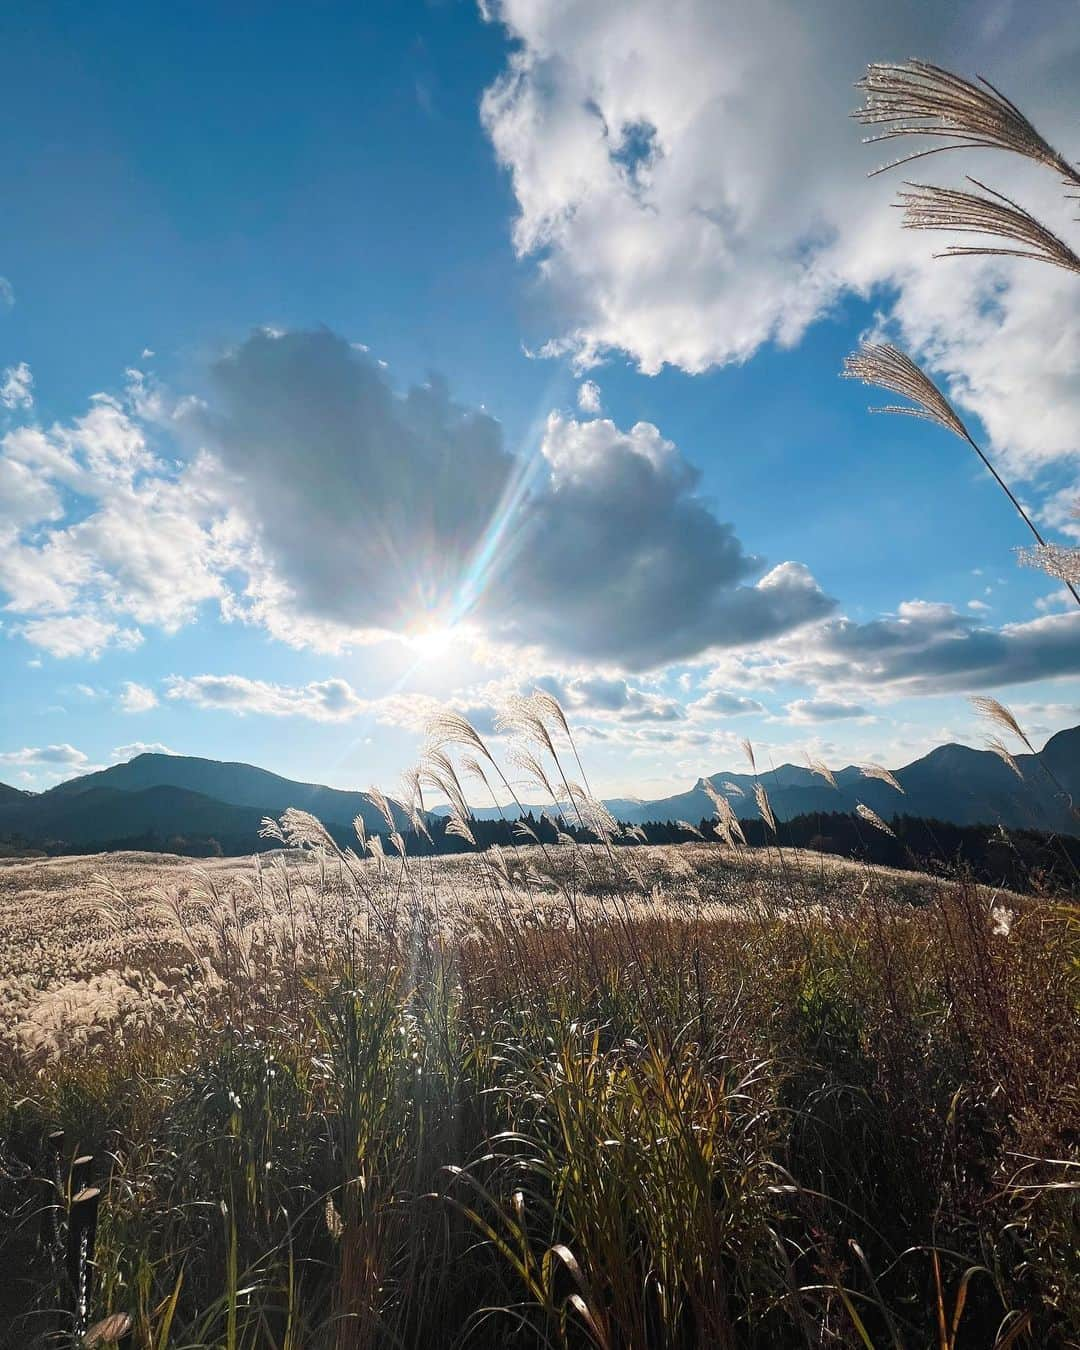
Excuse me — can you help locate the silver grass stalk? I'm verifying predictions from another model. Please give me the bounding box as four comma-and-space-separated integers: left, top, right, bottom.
843, 343, 1080, 606
970, 695, 1035, 753
713, 819, 734, 847
806, 755, 838, 790
497, 695, 558, 761
399, 769, 433, 843
853, 60, 1080, 189
897, 178, 1080, 274
741, 738, 757, 773
365, 786, 398, 834
531, 689, 573, 742
1017, 542, 1080, 589
856, 802, 896, 837
276, 808, 338, 853
568, 783, 619, 841
426, 710, 494, 763
444, 815, 476, 847
509, 746, 558, 803
485, 844, 510, 883
843, 342, 968, 437
721, 780, 745, 797
861, 762, 905, 794
754, 782, 777, 835
721, 796, 747, 846
986, 736, 1024, 780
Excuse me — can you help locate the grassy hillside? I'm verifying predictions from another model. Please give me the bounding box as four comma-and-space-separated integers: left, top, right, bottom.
1, 837, 1076, 1348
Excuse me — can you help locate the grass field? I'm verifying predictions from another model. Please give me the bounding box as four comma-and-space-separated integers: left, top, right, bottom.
1, 825, 1077, 1349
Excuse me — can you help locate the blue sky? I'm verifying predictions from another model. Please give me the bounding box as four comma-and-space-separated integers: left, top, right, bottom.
2, 0, 1078, 799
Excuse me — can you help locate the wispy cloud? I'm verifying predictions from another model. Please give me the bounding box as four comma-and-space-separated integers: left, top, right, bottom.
1, 362, 33, 410
165, 674, 368, 722
118, 681, 158, 713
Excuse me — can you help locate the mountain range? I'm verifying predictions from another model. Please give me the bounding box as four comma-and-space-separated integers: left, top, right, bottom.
1, 727, 1076, 854
613, 726, 1079, 833
438, 726, 1080, 836
0, 753, 409, 852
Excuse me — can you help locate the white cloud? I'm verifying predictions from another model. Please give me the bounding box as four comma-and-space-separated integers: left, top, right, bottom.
192, 331, 834, 667
482, 413, 835, 666
118, 681, 158, 713
786, 698, 870, 723
0, 381, 237, 650
162, 671, 505, 737
0, 277, 13, 308
18, 614, 143, 659
1035, 588, 1073, 613
1, 334, 1072, 709
709, 600, 1080, 699
1, 362, 33, 411
536, 671, 685, 721
113, 741, 177, 760
687, 690, 765, 717
165, 674, 369, 722
0, 743, 88, 768
577, 379, 601, 414
0, 456, 61, 534
481, 0, 1080, 479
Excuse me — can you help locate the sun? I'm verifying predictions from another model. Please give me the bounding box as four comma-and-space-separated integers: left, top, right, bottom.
405, 620, 459, 661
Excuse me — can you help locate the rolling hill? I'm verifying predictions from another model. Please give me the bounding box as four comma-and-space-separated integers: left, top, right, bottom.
0, 753, 409, 853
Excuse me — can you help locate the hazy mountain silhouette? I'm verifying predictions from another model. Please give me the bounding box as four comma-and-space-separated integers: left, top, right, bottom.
0, 752, 408, 851
1, 729, 1076, 853
613, 726, 1079, 834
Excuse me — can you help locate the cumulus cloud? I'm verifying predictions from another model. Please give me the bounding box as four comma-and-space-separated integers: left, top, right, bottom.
481, 0, 1080, 478
1, 362, 33, 411
197, 329, 518, 639
0, 378, 241, 657
483, 413, 836, 665
2, 333, 1067, 700
190, 330, 834, 667
118, 681, 158, 713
